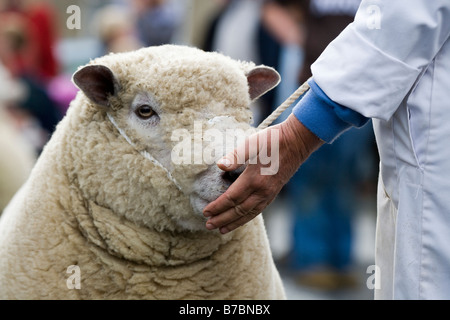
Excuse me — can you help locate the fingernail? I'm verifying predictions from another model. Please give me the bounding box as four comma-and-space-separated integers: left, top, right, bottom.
203, 211, 211, 217
220, 227, 229, 234
206, 222, 216, 230
218, 158, 232, 168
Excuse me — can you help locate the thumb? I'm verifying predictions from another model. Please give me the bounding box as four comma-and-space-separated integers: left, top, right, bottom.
217, 152, 244, 172
217, 131, 261, 171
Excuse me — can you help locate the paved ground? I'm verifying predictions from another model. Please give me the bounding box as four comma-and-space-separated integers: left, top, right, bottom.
264, 197, 377, 300
279, 262, 375, 300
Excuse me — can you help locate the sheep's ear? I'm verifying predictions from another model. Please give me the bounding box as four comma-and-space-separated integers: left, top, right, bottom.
246, 66, 281, 101
72, 65, 117, 107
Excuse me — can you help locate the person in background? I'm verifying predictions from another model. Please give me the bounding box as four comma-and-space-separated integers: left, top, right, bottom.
203, 0, 266, 125
0, 61, 36, 213
258, 0, 306, 125
278, 0, 378, 290
257, 0, 307, 126
94, 4, 143, 55
203, 0, 303, 126
0, 0, 63, 153
25, 0, 59, 82
131, 0, 183, 47
0, 0, 59, 82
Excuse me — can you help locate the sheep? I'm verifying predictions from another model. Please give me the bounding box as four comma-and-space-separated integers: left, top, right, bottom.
0, 45, 285, 300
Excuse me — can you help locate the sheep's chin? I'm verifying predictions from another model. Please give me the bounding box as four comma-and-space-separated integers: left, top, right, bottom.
189, 195, 210, 217
169, 195, 210, 232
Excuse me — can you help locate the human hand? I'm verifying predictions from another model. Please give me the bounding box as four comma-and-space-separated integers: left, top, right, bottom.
203, 114, 324, 234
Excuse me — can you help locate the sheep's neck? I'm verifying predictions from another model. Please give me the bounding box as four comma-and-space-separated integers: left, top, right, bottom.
76, 200, 233, 267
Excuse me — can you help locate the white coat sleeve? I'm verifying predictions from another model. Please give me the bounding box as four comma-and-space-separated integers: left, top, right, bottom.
311, 0, 450, 121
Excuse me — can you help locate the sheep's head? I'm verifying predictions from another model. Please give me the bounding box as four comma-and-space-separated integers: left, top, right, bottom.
72, 45, 280, 232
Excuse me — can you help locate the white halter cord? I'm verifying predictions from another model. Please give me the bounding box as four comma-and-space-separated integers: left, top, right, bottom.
107, 113, 184, 191
257, 79, 310, 130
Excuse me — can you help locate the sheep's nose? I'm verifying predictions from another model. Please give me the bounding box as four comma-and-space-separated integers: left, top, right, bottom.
222, 167, 244, 184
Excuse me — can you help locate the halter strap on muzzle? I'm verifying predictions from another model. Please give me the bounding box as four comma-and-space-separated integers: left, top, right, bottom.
107, 113, 184, 192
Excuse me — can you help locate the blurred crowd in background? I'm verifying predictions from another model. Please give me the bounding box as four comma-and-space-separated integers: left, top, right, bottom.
0, 0, 379, 298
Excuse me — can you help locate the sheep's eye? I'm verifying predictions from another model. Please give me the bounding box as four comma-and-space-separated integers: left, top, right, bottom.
136, 105, 156, 119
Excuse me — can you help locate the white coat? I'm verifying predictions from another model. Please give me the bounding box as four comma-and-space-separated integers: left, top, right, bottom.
310, 1, 450, 299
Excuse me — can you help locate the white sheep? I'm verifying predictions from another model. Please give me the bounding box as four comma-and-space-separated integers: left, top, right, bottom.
0, 45, 285, 299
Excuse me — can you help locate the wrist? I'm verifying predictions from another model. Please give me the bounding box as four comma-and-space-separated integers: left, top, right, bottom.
280, 114, 324, 161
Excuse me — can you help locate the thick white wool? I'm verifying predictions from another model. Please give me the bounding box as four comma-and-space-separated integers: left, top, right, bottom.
0, 45, 285, 299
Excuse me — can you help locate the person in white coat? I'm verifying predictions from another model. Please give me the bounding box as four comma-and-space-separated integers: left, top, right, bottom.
203, 0, 450, 299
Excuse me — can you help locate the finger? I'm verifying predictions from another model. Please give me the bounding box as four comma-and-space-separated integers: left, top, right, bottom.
203, 177, 251, 217
205, 195, 265, 230
206, 204, 254, 230
217, 130, 263, 171
219, 209, 262, 234
204, 164, 258, 217
219, 196, 277, 234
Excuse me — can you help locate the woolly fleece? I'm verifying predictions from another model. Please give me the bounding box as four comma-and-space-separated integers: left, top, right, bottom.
0, 45, 285, 299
